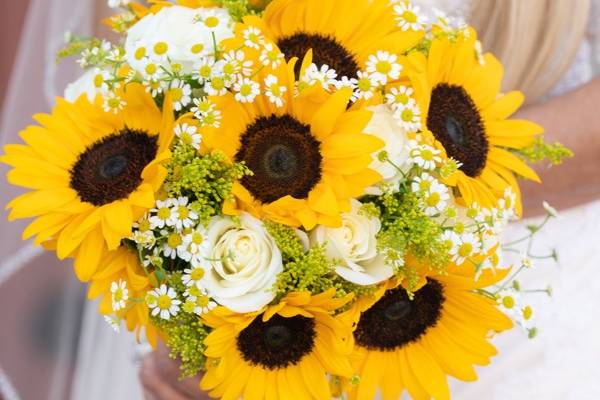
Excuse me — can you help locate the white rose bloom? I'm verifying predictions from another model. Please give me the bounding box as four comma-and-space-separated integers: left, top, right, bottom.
364, 104, 412, 194
125, 6, 234, 75
310, 199, 393, 285
64, 68, 109, 102
204, 213, 283, 313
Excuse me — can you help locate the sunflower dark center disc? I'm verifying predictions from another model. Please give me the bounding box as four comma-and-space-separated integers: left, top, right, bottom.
237, 314, 316, 369
427, 84, 489, 177
70, 128, 158, 206
235, 114, 322, 204
354, 280, 444, 351
277, 33, 359, 79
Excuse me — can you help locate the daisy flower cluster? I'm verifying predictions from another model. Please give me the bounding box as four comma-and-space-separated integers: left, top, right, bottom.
2, 1, 572, 399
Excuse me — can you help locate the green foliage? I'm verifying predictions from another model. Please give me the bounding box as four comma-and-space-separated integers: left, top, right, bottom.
516, 137, 573, 165
264, 221, 305, 262
215, 0, 265, 21
166, 145, 251, 224
366, 185, 450, 287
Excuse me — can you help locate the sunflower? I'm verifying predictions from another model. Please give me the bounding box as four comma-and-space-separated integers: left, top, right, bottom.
1, 83, 174, 281
239, 0, 423, 79
200, 289, 355, 400
407, 29, 543, 213
88, 246, 159, 346
202, 58, 384, 229
345, 265, 513, 400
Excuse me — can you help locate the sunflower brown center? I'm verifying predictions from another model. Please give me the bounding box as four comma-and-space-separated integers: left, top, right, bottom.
277, 33, 359, 79
235, 114, 322, 204
70, 128, 158, 206
427, 84, 489, 177
237, 314, 316, 369
354, 280, 444, 351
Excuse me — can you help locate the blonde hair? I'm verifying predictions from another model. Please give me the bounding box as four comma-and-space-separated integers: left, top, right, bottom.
470, 0, 590, 102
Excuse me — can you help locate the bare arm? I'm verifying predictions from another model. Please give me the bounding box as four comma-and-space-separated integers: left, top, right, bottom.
517, 77, 600, 217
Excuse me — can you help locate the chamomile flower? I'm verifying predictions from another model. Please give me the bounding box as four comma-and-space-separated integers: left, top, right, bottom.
353, 71, 377, 101
200, 107, 221, 128
110, 279, 129, 311
498, 187, 517, 218
393, 2, 427, 31
147, 284, 181, 320
394, 101, 422, 132
333, 76, 358, 91
198, 9, 227, 31
171, 197, 198, 230
263, 74, 287, 107
183, 289, 217, 316
168, 79, 192, 111
143, 250, 163, 268
234, 77, 260, 103
180, 227, 210, 263
496, 289, 521, 318
151, 41, 170, 62
385, 85, 414, 109
205, 74, 228, 96
102, 91, 126, 114
143, 78, 166, 97
90, 68, 112, 93
193, 57, 215, 84
149, 199, 176, 229
302, 63, 338, 90
451, 232, 482, 265
182, 265, 208, 288
163, 231, 187, 259
221, 50, 253, 77
104, 315, 121, 332
259, 43, 285, 69
411, 172, 437, 193
175, 123, 202, 150
108, 0, 131, 8
131, 230, 156, 248
365, 51, 401, 85
408, 141, 442, 170
422, 181, 450, 216
242, 26, 264, 49
140, 60, 164, 80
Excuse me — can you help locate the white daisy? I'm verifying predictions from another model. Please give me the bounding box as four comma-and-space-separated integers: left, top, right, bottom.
174, 123, 202, 150
149, 199, 176, 229
333, 76, 358, 91
353, 71, 377, 101
198, 9, 226, 31
385, 85, 414, 109
182, 264, 208, 288
131, 230, 156, 248
411, 172, 437, 193
365, 51, 402, 85
205, 74, 228, 96
221, 50, 253, 77
264, 74, 287, 107
170, 197, 198, 230
193, 57, 216, 84
140, 60, 164, 81
259, 43, 285, 69
143, 78, 166, 97
181, 226, 210, 263
234, 77, 260, 103
302, 63, 338, 90
451, 232, 482, 265
110, 279, 129, 311
168, 79, 192, 111
163, 231, 187, 259
182, 286, 217, 316
104, 315, 121, 332
408, 141, 442, 170
147, 284, 181, 320
393, 101, 422, 132
242, 26, 264, 49
422, 181, 450, 216
393, 2, 427, 32
103, 92, 126, 114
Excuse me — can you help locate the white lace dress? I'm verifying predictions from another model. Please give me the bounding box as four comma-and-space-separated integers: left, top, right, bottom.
415, 1, 600, 399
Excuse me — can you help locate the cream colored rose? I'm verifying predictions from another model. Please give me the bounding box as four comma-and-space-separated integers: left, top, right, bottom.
364, 104, 412, 194
204, 213, 283, 312
310, 200, 393, 285
125, 6, 234, 75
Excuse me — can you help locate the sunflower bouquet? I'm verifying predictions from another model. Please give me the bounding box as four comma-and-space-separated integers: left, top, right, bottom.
2, 0, 570, 399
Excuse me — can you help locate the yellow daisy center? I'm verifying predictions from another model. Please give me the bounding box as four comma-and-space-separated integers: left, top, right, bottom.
154, 42, 169, 56
168, 233, 182, 248
157, 294, 172, 309
402, 11, 417, 23
204, 16, 220, 28
458, 242, 473, 257
502, 296, 515, 309
426, 192, 441, 207
171, 87, 183, 102
191, 43, 204, 54
157, 207, 171, 220
135, 47, 146, 60
177, 205, 189, 219
191, 268, 205, 281
376, 60, 392, 74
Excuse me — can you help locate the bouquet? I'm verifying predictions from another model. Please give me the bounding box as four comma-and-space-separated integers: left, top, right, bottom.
2, 0, 571, 399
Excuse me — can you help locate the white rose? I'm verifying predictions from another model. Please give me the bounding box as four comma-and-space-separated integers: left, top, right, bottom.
204, 213, 283, 313
310, 200, 393, 285
64, 68, 110, 102
364, 104, 412, 194
125, 6, 234, 75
